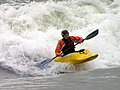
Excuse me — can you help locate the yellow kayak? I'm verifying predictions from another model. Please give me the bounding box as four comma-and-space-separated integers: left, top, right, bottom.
54, 49, 98, 64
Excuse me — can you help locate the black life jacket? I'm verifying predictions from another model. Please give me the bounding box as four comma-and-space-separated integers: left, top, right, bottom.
61, 37, 75, 55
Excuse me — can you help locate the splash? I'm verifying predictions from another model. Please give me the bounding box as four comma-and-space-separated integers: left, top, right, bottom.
0, 0, 120, 76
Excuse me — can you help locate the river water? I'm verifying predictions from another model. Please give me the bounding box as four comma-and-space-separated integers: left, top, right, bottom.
0, 0, 120, 90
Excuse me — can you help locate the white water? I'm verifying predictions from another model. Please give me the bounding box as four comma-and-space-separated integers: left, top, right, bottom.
0, 0, 120, 76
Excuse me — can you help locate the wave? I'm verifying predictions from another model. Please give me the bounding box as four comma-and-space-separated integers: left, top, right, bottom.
0, 0, 120, 76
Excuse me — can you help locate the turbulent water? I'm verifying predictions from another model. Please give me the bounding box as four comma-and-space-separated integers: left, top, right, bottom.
0, 0, 120, 80
0, 0, 120, 90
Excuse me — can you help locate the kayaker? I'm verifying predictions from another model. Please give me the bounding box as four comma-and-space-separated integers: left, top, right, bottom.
55, 30, 84, 56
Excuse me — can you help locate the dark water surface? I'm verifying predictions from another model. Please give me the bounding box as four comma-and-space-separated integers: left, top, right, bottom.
0, 67, 120, 90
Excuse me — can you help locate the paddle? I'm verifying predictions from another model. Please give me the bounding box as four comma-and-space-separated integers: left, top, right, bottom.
75, 29, 99, 46
37, 29, 99, 69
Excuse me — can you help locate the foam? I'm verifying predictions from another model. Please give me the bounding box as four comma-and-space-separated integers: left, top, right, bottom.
0, 0, 120, 76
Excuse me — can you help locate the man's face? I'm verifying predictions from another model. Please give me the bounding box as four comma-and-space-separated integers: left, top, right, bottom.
64, 34, 69, 39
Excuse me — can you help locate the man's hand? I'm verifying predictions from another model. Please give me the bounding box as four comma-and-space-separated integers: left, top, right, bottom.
79, 37, 84, 43
56, 53, 63, 57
